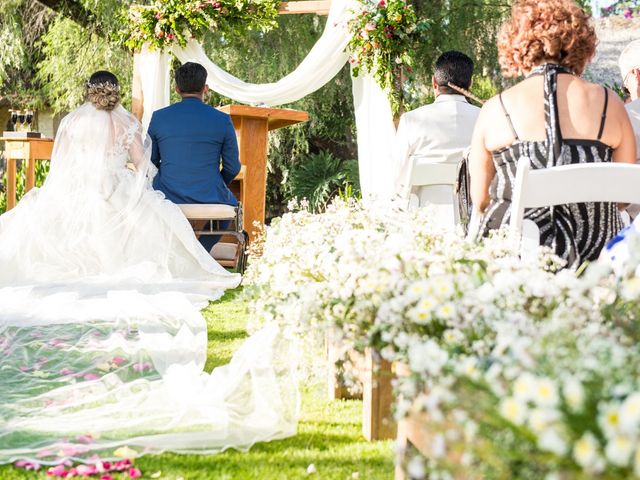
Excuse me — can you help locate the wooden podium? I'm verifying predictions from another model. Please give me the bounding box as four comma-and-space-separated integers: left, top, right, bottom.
0, 137, 54, 211
218, 105, 308, 241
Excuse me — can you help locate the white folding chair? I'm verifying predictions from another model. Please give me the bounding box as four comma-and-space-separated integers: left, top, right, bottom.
408, 160, 460, 229
510, 157, 640, 257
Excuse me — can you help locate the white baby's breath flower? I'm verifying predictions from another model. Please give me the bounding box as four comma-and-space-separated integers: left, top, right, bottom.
620, 392, 640, 432
537, 427, 568, 456
513, 372, 537, 403
435, 302, 456, 320
605, 435, 635, 467
528, 408, 559, 434
499, 397, 527, 425
407, 456, 425, 479
573, 432, 602, 472
599, 403, 622, 439
562, 377, 585, 412
534, 377, 559, 408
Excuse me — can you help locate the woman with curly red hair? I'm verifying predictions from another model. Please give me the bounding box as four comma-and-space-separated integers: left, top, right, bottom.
469, 0, 636, 268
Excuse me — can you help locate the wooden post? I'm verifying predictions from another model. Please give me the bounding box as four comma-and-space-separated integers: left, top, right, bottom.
6, 157, 16, 211
218, 106, 308, 241
362, 349, 396, 441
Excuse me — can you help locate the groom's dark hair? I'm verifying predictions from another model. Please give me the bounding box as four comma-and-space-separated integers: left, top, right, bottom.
175, 62, 207, 94
434, 51, 474, 95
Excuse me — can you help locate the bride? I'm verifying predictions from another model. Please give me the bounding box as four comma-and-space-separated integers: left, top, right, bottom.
0, 72, 297, 465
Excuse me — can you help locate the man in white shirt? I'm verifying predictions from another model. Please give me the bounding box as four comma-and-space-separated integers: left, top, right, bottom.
393, 51, 480, 209
619, 40, 640, 219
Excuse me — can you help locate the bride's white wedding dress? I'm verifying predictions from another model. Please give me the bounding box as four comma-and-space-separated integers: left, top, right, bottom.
0, 103, 297, 464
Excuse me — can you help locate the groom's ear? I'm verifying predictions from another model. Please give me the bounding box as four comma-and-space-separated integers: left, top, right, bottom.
203, 85, 210, 96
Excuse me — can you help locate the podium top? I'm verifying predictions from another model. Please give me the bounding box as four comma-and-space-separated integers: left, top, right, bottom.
218, 105, 309, 131
0, 137, 54, 143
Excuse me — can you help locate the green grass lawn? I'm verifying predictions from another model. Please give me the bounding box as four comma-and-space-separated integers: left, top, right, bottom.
0, 289, 393, 480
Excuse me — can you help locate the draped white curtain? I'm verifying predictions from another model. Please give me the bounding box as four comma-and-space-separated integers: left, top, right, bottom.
139, 0, 395, 199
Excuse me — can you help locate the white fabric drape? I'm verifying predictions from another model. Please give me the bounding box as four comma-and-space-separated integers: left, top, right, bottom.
138, 0, 396, 199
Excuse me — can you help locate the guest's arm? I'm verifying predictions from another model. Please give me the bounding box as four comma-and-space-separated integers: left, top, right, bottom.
220, 117, 240, 185
469, 104, 495, 214
147, 113, 161, 169
611, 92, 637, 165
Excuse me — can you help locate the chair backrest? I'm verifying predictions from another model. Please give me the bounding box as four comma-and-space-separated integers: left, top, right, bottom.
409, 161, 459, 188
509, 157, 640, 240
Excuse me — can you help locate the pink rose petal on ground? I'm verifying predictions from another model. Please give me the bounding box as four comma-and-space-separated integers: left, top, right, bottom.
19, 366, 29, 372
46, 464, 67, 477
15, 460, 40, 470
128, 467, 142, 478
114, 459, 132, 471
83, 373, 100, 381
132, 362, 152, 373
100, 475, 114, 480
75, 464, 96, 476
76, 434, 93, 444
60, 368, 75, 376
111, 356, 126, 366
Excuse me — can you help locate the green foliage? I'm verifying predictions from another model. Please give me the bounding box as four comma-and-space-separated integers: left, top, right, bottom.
0, 159, 49, 215
120, 0, 281, 51
36, 17, 133, 112
288, 151, 360, 213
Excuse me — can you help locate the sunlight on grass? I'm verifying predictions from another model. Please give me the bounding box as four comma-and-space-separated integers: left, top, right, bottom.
0, 288, 393, 480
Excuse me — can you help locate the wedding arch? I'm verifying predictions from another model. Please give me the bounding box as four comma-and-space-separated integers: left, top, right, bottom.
129, 0, 411, 198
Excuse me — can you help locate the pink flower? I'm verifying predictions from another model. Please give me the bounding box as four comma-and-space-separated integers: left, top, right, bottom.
60, 368, 74, 376
128, 467, 142, 478
83, 373, 100, 381
132, 362, 152, 373
378, 0, 386, 7
76, 434, 93, 444
166, 33, 174, 40
114, 459, 133, 471
100, 476, 114, 480
364, 22, 376, 32
155, 12, 162, 20
46, 465, 67, 477
111, 356, 126, 366
15, 460, 40, 470
75, 464, 96, 476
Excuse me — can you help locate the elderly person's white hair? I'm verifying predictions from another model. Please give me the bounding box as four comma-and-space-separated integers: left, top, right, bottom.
620, 39, 640, 79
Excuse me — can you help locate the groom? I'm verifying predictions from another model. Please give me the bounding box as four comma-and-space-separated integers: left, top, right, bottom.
148, 62, 241, 252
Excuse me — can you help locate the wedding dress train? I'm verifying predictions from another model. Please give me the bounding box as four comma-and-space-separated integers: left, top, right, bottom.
0, 104, 297, 464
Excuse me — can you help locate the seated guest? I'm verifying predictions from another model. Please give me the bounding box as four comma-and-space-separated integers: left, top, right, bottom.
469, 0, 636, 268
393, 51, 480, 207
148, 62, 241, 253
620, 40, 640, 220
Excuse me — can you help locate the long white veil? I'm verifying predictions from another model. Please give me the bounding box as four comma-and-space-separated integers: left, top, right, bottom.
0, 103, 298, 464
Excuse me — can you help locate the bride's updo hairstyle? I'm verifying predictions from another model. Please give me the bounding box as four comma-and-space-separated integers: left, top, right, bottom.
497, 0, 597, 78
86, 71, 120, 111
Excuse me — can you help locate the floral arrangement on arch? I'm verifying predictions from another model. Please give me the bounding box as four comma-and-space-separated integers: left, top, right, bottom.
347, 0, 430, 114
601, 0, 640, 18
120, 0, 281, 51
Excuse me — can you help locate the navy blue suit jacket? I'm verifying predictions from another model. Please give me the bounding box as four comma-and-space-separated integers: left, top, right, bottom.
148, 97, 240, 206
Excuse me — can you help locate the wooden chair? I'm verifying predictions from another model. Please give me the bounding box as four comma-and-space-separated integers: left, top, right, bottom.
510, 157, 640, 256
408, 160, 460, 229
178, 203, 248, 273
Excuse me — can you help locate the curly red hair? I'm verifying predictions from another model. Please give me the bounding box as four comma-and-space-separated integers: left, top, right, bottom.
497, 0, 597, 77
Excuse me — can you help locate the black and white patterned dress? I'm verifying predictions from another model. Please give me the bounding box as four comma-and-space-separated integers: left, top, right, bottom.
479, 63, 622, 268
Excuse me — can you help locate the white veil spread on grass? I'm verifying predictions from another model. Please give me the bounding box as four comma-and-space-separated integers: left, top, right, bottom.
0, 103, 299, 465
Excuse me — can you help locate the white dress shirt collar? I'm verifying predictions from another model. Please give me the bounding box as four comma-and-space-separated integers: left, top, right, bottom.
434, 94, 468, 104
